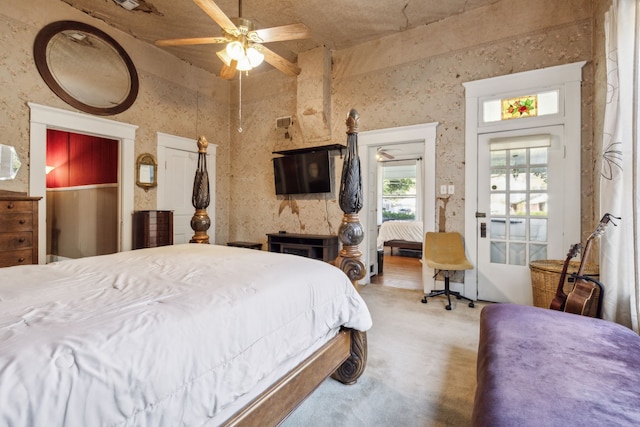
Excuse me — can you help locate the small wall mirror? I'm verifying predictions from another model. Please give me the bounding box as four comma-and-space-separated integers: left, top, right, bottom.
0, 145, 22, 180
34, 21, 139, 116
136, 153, 157, 191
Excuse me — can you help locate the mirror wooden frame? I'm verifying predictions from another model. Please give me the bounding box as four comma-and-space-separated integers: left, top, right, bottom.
34, 21, 139, 116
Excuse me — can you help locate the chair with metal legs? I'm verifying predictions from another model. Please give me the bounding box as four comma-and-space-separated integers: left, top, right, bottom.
421, 232, 475, 310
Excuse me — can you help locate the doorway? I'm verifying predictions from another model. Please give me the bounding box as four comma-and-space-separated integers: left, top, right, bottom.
29, 103, 137, 263
359, 123, 438, 287
463, 62, 585, 304
46, 129, 119, 261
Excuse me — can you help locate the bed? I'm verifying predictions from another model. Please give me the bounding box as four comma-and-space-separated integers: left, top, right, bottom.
376, 220, 423, 254
0, 243, 371, 425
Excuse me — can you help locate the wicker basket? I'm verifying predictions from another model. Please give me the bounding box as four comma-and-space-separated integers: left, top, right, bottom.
529, 260, 600, 317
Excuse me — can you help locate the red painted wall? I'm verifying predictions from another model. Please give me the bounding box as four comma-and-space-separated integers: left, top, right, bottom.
46, 130, 118, 188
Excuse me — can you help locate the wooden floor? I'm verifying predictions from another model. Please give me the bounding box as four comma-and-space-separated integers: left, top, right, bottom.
370, 247, 422, 289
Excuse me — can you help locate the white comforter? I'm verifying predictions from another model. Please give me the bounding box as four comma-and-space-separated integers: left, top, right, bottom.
0, 244, 372, 426
376, 220, 424, 249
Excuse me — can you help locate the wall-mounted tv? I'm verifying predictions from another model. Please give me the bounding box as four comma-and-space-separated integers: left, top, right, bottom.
273, 151, 332, 195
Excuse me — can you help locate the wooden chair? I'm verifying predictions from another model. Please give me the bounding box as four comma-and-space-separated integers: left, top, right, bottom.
421, 232, 475, 310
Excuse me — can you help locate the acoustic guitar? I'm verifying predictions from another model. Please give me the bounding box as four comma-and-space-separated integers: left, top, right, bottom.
564, 213, 619, 316
549, 243, 581, 311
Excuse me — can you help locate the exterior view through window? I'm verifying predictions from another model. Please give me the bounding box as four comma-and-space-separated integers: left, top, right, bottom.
382, 163, 416, 222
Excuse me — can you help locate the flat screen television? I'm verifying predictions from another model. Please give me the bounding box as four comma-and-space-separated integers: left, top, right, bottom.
273, 151, 332, 195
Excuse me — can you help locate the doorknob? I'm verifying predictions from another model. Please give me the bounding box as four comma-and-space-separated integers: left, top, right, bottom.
480, 222, 487, 238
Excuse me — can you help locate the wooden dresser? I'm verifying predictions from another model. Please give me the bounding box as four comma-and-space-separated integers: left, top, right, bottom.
132, 210, 173, 249
0, 191, 41, 267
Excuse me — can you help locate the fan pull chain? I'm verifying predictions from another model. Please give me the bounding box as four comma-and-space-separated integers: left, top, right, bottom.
238, 71, 243, 133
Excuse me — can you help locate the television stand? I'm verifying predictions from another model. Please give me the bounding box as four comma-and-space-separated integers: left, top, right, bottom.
267, 233, 338, 262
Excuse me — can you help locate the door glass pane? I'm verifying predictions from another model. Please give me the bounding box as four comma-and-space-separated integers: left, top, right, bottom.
491, 241, 506, 264
491, 193, 506, 215
530, 193, 548, 215
509, 193, 527, 216
530, 147, 547, 164
510, 149, 526, 166
510, 168, 527, 190
530, 218, 547, 241
491, 169, 506, 191
529, 243, 547, 262
530, 167, 547, 190
509, 218, 526, 241
491, 219, 506, 239
509, 243, 526, 265
491, 150, 507, 167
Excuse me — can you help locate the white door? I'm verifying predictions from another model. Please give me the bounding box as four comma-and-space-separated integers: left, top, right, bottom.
476, 125, 566, 304
161, 147, 198, 244
157, 133, 216, 245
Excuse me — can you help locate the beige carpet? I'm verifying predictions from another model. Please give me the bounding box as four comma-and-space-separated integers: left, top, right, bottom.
281, 284, 490, 427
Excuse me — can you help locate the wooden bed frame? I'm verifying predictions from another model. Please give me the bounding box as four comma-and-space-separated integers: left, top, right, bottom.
192, 110, 369, 425
223, 328, 366, 426
384, 239, 423, 255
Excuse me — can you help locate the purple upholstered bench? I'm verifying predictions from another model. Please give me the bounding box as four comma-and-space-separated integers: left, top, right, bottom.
472, 304, 640, 426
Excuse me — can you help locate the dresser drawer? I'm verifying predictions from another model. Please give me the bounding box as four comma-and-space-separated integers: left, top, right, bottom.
0, 249, 32, 267
0, 232, 33, 251
0, 200, 34, 214
0, 213, 34, 232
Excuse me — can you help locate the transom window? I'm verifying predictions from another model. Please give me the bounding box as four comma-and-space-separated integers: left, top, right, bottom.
482, 90, 560, 123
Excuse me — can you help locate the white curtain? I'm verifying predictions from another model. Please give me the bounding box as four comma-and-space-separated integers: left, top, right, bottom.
600, 0, 640, 330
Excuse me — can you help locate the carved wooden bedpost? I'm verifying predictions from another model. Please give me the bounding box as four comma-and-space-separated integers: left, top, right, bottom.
190, 135, 211, 244
332, 109, 367, 385
334, 109, 366, 289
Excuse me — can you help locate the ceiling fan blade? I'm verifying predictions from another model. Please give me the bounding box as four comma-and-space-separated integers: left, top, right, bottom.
377, 149, 395, 160
193, 0, 238, 33
252, 23, 311, 43
219, 60, 237, 80
155, 36, 228, 47
261, 46, 300, 77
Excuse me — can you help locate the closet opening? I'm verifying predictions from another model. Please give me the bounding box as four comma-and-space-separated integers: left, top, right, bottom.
46, 129, 119, 262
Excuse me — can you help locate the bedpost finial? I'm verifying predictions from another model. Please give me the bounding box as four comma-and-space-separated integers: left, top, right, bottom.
197, 135, 209, 153
346, 109, 359, 133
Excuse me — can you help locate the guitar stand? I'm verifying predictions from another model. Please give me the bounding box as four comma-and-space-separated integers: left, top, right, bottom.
422, 270, 475, 310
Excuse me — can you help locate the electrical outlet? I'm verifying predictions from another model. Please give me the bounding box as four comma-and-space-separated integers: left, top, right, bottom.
448, 185, 455, 195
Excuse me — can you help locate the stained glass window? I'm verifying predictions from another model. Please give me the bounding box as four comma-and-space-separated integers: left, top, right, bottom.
501, 95, 538, 120
482, 90, 559, 123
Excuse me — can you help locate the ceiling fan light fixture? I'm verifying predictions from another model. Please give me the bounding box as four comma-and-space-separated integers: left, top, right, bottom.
236, 56, 253, 71
226, 41, 245, 61
216, 49, 232, 66
246, 46, 264, 67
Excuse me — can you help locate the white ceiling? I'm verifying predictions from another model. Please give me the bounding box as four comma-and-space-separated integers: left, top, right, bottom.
60, 0, 502, 76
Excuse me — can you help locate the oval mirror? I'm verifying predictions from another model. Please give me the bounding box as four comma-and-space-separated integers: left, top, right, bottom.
0, 145, 22, 180
34, 21, 139, 116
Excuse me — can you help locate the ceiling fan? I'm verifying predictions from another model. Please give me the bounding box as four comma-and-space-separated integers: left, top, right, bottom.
155, 0, 311, 79
377, 148, 396, 160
